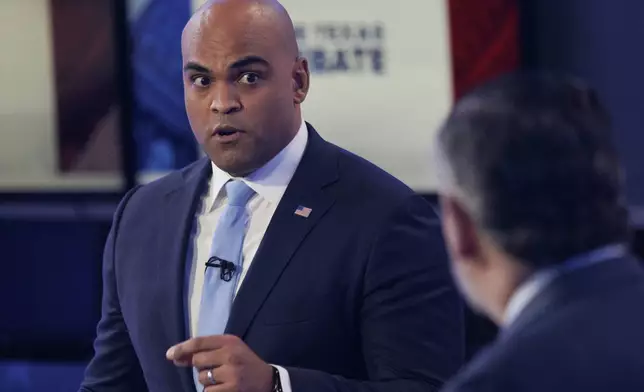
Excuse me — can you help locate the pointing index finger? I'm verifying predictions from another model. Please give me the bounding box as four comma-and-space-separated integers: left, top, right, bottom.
166, 335, 227, 361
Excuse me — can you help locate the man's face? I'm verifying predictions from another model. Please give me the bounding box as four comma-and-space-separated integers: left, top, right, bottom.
181, 8, 307, 176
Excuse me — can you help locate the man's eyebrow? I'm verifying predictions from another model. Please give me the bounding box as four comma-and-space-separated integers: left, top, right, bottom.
230, 55, 270, 69
182, 56, 269, 74
183, 62, 211, 73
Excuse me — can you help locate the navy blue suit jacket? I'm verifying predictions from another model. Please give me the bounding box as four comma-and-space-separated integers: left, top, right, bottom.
80, 125, 465, 392
442, 255, 644, 392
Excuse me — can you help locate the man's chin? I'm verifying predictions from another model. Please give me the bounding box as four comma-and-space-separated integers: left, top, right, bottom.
209, 155, 255, 178
208, 145, 275, 177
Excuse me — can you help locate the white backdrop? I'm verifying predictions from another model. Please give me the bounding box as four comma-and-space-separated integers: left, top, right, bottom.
0, 1, 57, 188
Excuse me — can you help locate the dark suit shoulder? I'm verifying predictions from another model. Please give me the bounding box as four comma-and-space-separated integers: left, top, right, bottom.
441, 341, 515, 392
132, 159, 204, 198
442, 327, 581, 392
328, 142, 428, 210
447, 273, 644, 392
118, 158, 206, 215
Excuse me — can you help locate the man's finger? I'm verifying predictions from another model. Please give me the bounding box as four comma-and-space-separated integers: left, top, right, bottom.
192, 349, 227, 370
173, 356, 193, 367
166, 335, 228, 361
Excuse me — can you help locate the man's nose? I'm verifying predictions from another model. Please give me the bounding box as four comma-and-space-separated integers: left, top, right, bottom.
209, 83, 242, 114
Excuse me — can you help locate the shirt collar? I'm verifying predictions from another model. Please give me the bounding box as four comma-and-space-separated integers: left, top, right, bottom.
502, 243, 628, 328
207, 119, 308, 210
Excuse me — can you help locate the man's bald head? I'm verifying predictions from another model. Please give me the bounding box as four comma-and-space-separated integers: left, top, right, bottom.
183, 0, 299, 58
180, 0, 310, 177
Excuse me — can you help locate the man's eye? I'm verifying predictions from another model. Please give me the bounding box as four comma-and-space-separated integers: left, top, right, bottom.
192, 76, 211, 87
239, 73, 260, 85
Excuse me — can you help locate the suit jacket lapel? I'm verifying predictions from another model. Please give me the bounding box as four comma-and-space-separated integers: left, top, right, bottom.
158, 158, 211, 392
226, 125, 339, 338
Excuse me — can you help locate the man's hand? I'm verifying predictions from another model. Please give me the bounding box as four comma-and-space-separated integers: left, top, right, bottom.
166, 334, 273, 392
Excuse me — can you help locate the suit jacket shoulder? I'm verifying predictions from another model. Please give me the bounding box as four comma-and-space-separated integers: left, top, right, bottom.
324, 140, 437, 223
114, 158, 210, 223
332, 142, 417, 198
443, 256, 644, 392
122, 158, 207, 212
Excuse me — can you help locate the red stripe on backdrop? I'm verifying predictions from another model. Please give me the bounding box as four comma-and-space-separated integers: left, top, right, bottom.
447, 0, 519, 100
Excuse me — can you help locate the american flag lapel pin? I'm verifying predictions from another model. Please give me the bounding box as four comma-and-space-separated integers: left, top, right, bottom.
294, 205, 312, 218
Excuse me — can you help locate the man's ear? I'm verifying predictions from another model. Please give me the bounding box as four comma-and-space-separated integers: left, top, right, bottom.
292, 57, 310, 104
439, 195, 480, 262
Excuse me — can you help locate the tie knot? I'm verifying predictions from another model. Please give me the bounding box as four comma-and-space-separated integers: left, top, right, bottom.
225, 180, 255, 206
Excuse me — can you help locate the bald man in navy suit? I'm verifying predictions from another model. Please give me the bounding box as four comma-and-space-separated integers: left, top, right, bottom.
80, 1, 464, 391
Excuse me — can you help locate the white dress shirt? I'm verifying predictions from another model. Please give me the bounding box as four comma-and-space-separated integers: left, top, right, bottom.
503, 243, 628, 328
187, 120, 308, 391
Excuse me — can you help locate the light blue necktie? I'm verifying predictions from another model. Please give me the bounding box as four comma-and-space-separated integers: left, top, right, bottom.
194, 180, 255, 390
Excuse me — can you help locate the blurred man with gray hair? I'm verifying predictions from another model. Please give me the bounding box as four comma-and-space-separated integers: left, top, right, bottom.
435, 71, 644, 392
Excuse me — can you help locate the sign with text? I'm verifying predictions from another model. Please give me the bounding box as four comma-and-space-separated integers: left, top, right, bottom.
279, 0, 454, 191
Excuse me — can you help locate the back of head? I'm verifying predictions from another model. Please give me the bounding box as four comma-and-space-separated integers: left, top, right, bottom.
437, 71, 629, 268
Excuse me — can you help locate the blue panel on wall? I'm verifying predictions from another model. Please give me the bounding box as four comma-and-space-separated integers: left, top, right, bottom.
130, 0, 197, 171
